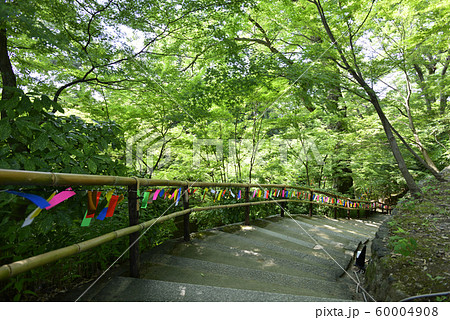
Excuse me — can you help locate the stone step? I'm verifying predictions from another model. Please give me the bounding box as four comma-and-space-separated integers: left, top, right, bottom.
258, 217, 364, 249
218, 225, 339, 267
221, 224, 352, 269
92, 277, 351, 302
86, 214, 386, 302
165, 235, 345, 280
140, 254, 352, 299
202, 229, 342, 278
305, 215, 383, 234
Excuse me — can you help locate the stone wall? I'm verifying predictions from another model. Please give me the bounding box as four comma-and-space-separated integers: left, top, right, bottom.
364, 214, 409, 302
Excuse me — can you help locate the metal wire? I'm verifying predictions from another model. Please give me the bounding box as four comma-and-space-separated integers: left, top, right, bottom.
400, 291, 450, 302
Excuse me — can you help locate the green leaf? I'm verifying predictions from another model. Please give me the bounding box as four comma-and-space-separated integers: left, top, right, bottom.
51, 134, 68, 148
32, 133, 49, 152
15, 119, 33, 137
0, 119, 11, 140
23, 157, 36, 171
23, 290, 38, 297
4, 95, 20, 118
87, 159, 97, 173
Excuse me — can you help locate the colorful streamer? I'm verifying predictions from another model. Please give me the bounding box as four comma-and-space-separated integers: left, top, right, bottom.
45, 188, 76, 210
175, 188, 182, 206
22, 191, 57, 227
97, 190, 115, 220
141, 191, 150, 208
106, 194, 123, 218
6, 190, 51, 209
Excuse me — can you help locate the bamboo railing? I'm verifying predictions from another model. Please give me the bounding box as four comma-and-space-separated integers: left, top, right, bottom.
0, 169, 388, 281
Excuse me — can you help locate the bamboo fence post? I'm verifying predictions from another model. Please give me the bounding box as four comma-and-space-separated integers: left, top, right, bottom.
244, 186, 250, 225
280, 201, 285, 217
381, 203, 385, 214
309, 192, 313, 217
128, 184, 140, 278
346, 201, 350, 219
334, 198, 337, 219
183, 186, 190, 242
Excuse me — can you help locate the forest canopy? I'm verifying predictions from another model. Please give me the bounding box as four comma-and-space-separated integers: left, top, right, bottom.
1, 0, 449, 198
1, 0, 449, 302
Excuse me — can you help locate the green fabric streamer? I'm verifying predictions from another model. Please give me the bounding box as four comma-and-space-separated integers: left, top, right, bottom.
141, 191, 150, 208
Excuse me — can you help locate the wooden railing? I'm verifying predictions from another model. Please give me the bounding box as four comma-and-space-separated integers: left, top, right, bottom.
0, 169, 389, 281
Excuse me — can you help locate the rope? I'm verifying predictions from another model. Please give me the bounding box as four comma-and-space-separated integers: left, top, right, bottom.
131, 176, 140, 190
354, 270, 368, 302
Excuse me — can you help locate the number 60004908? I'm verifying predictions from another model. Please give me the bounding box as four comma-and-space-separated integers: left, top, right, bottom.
375, 307, 438, 317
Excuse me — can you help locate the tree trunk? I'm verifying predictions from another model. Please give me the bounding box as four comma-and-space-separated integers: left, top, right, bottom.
366, 89, 421, 195
389, 123, 446, 182
413, 133, 440, 172
312, 0, 421, 196
413, 64, 433, 112
0, 28, 17, 117
404, 72, 440, 173
439, 55, 449, 115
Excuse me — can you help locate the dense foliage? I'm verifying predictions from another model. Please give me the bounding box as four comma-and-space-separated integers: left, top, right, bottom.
0, 0, 448, 300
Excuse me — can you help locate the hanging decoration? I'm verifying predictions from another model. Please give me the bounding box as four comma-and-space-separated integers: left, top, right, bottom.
6, 190, 51, 209
22, 191, 57, 227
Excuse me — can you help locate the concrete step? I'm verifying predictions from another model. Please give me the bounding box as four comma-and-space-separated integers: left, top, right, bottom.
164, 235, 342, 280
258, 216, 365, 249
304, 215, 384, 235
92, 277, 350, 302
140, 254, 351, 299
87, 214, 386, 302
232, 224, 352, 269
202, 229, 341, 278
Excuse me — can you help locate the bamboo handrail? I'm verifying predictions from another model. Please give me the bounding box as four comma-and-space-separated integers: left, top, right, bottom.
0, 169, 373, 203
0, 198, 367, 281
0, 168, 385, 281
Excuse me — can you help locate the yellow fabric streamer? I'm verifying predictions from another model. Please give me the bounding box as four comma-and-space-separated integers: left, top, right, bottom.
30, 191, 57, 218
105, 189, 115, 204
173, 188, 179, 202
22, 191, 57, 227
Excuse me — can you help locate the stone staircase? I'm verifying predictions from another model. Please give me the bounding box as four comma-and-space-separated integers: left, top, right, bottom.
87, 213, 386, 302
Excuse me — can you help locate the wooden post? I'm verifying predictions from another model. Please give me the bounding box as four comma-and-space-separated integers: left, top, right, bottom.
381, 203, 385, 214
346, 201, 350, 219
309, 192, 313, 217
183, 187, 190, 242
334, 198, 337, 219
128, 185, 140, 278
245, 187, 250, 225
280, 201, 285, 217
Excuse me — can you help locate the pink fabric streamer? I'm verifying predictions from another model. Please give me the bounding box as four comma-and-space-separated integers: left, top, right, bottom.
153, 189, 161, 200
45, 188, 76, 210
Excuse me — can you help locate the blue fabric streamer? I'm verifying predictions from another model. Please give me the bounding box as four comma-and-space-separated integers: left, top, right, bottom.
175, 188, 182, 206
6, 191, 51, 209
96, 207, 108, 221
160, 189, 165, 198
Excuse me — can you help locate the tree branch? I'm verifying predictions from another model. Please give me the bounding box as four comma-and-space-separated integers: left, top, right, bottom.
0, 28, 17, 104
